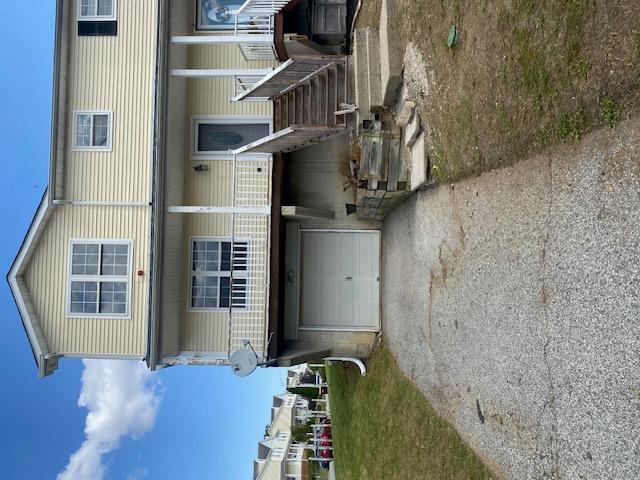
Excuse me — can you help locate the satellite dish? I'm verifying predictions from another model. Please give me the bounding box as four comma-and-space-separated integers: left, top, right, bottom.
230, 349, 258, 377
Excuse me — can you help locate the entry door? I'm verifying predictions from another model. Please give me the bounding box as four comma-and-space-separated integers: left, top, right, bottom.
300, 231, 380, 329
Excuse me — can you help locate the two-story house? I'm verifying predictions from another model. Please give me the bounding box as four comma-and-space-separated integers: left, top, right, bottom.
9, 0, 380, 378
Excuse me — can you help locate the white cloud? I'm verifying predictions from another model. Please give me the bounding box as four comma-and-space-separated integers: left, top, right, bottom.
127, 467, 149, 480
57, 360, 161, 480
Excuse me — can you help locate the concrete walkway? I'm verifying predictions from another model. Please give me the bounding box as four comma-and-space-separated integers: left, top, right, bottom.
382, 119, 640, 479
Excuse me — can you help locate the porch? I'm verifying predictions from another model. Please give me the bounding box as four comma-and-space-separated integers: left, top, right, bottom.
171, 0, 352, 63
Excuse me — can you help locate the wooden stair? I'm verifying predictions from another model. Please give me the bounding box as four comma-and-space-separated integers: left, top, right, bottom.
272, 59, 348, 131
232, 56, 352, 155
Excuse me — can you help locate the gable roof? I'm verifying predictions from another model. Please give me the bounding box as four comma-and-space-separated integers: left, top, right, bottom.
6, 0, 68, 378
7, 192, 59, 378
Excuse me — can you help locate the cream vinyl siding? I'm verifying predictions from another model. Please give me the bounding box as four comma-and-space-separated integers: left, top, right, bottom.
64, 0, 156, 202
187, 44, 274, 117
18, 0, 157, 357
178, 43, 275, 354
22, 206, 150, 356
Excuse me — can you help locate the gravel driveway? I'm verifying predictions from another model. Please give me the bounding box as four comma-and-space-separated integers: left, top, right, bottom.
382, 119, 640, 479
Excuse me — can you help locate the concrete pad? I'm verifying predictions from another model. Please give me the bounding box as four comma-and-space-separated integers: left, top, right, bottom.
396, 100, 416, 127
379, 0, 404, 106
404, 111, 421, 147
409, 131, 426, 190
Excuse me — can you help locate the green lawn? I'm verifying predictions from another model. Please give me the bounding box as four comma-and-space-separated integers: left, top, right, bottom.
357, 0, 640, 182
326, 346, 495, 480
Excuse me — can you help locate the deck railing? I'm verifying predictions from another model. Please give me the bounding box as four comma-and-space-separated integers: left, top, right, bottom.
233, 13, 278, 60
232, 0, 293, 15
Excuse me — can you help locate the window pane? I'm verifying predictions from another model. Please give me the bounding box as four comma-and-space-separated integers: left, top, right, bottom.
191, 276, 218, 308
193, 241, 219, 272
92, 114, 109, 146
219, 276, 231, 308
76, 114, 92, 147
72, 243, 100, 275
99, 281, 127, 314
97, 0, 113, 16
101, 243, 128, 275
81, 0, 97, 16
70, 281, 98, 314
197, 0, 253, 30
220, 242, 231, 271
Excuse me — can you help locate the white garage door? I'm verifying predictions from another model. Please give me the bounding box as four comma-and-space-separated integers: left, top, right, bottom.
300, 231, 380, 329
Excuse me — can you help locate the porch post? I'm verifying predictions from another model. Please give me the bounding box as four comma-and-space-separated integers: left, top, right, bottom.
171, 34, 274, 45
171, 68, 273, 78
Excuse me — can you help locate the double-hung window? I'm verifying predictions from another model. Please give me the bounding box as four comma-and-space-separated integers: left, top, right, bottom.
77, 0, 117, 36
190, 238, 249, 310
78, 0, 116, 20
68, 240, 131, 317
74, 111, 112, 150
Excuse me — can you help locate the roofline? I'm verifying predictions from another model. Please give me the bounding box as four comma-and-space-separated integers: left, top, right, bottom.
6, 191, 55, 377
49, 0, 68, 203
6, 0, 67, 378
146, 0, 170, 371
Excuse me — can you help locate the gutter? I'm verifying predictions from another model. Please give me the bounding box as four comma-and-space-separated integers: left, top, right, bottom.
146, 0, 170, 371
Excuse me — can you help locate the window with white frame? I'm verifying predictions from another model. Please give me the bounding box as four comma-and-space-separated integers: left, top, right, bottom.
78, 0, 116, 20
74, 111, 112, 150
195, 0, 256, 31
190, 239, 249, 310
68, 241, 131, 316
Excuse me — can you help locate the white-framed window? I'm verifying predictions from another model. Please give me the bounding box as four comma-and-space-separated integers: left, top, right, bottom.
78, 0, 117, 21
189, 237, 249, 310
67, 240, 132, 317
195, 0, 256, 31
192, 116, 271, 160
73, 111, 113, 150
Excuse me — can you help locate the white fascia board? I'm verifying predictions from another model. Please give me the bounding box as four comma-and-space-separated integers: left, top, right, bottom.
7, 192, 55, 374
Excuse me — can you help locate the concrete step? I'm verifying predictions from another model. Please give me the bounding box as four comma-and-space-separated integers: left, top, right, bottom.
366, 28, 383, 111
353, 28, 372, 120
379, 0, 403, 106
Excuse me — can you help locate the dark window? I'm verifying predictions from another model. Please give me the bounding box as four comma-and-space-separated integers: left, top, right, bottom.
78, 21, 118, 36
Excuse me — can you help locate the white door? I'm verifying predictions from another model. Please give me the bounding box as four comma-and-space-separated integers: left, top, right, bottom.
300, 231, 380, 330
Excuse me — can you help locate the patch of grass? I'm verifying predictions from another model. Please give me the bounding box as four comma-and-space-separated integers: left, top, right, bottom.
600, 95, 620, 128
555, 109, 590, 141
326, 346, 494, 480
360, 0, 640, 183
571, 59, 591, 78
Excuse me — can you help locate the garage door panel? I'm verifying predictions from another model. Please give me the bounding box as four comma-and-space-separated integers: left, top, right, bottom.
300, 231, 380, 330
339, 255, 356, 276
356, 279, 378, 303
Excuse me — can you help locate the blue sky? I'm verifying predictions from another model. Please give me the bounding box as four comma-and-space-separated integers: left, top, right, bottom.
0, 2, 285, 479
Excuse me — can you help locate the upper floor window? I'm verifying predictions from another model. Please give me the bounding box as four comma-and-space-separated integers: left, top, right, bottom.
189, 238, 249, 310
77, 0, 117, 36
196, 0, 256, 31
73, 111, 112, 151
68, 240, 132, 317
78, 0, 116, 21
